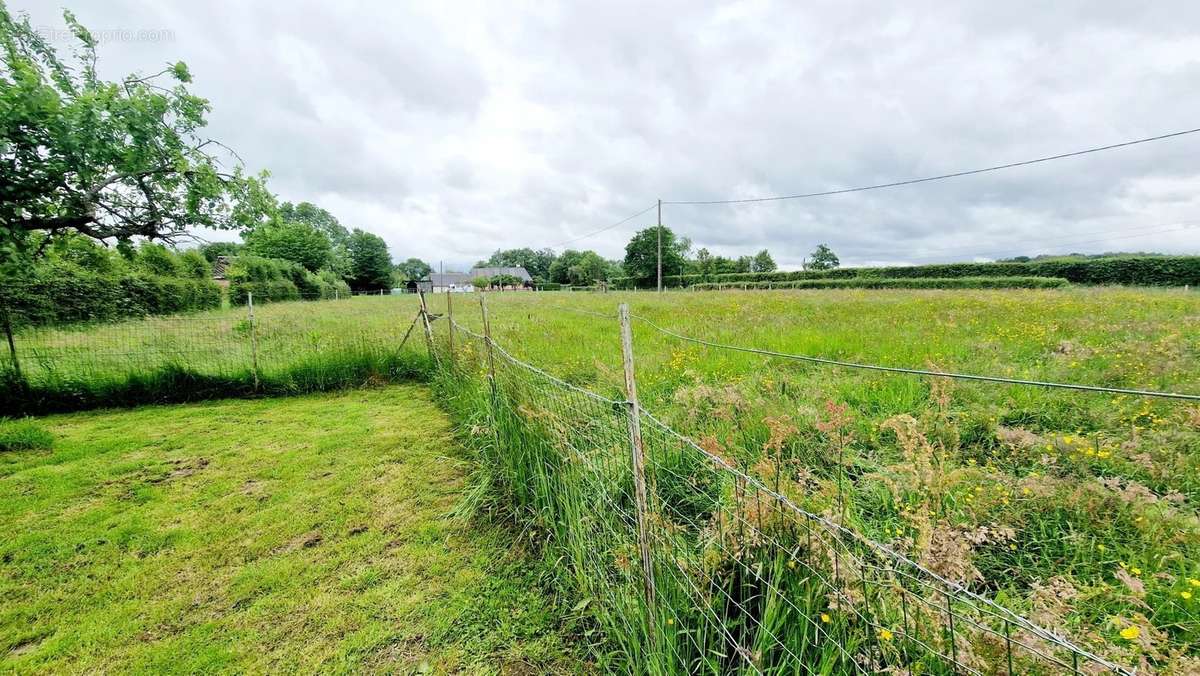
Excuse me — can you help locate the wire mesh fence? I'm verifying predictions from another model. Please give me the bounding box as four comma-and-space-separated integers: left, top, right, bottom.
432, 299, 1135, 675
1, 293, 429, 414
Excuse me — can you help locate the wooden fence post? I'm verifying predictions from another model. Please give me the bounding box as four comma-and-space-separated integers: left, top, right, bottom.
417, 289, 439, 366
617, 302, 658, 629
479, 292, 497, 388
479, 293, 501, 451
2, 303, 22, 384
247, 291, 260, 390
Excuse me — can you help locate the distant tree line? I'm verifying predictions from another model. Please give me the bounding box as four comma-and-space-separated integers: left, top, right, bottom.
425, 229, 831, 289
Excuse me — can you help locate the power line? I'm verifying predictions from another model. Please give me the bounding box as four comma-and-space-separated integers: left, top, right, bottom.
549, 202, 658, 249
630, 314, 1200, 402
664, 127, 1200, 206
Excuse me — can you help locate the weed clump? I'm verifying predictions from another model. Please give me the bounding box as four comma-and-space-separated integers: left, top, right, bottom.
0, 418, 53, 452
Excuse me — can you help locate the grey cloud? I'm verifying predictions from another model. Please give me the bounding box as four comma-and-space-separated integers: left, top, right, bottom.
10, 0, 1200, 268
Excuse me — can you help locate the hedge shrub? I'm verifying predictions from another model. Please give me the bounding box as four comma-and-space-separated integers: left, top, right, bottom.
0, 260, 221, 327
614, 256, 1200, 289
226, 256, 350, 305
691, 276, 1069, 291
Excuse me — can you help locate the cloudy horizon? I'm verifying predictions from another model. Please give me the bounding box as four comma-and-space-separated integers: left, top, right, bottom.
13, 0, 1200, 271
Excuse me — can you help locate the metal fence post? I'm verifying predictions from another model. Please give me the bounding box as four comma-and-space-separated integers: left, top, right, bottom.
617, 303, 658, 629
446, 287, 454, 369
2, 303, 22, 384
247, 291, 260, 390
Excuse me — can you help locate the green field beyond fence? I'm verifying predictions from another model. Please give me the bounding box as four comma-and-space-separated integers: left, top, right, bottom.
0, 295, 429, 414
420, 287, 1199, 674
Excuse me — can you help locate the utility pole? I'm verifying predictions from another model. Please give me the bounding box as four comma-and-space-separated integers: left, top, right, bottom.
656, 198, 663, 293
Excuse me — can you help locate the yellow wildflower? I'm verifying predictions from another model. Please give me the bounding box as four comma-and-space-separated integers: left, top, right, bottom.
820, 613, 831, 624
1119, 626, 1140, 641
1189, 578, 1200, 587
1182, 591, 1193, 601
878, 628, 894, 641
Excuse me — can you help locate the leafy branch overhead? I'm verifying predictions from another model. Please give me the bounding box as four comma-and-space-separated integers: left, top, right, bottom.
0, 5, 274, 261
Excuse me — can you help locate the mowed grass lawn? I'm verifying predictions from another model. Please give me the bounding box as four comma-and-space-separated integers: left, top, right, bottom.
0, 385, 577, 674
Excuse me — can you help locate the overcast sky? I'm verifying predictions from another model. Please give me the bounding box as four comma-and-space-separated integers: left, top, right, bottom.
14, 0, 1200, 269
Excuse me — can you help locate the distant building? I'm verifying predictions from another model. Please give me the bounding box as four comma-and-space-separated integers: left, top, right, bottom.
469, 266, 533, 284
424, 266, 534, 293
403, 279, 433, 293
469, 266, 533, 291
430, 272, 473, 293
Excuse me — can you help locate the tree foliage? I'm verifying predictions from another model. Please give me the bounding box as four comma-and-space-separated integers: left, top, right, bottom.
278, 201, 348, 245
395, 257, 432, 281
623, 226, 687, 285
751, 249, 777, 273
278, 201, 350, 275
177, 249, 211, 279
808, 244, 840, 271
478, 247, 556, 282
133, 242, 181, 277
490, 273, 524, 289
0, 6, 273, 268
549, 249, 610, 285
243, 220, 332, 272
346, 229, 392, 291
690, 247, 752, 277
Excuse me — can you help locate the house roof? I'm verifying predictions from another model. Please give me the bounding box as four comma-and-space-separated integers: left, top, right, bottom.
469, 266, 532, 281
430, 272, 471, 286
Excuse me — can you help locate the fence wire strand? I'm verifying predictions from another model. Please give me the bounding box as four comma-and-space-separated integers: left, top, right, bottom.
629, 313, 1200, 403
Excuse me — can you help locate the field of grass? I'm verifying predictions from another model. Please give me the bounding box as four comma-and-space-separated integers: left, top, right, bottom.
423, 287, 1200, 672
0, 386, 578, 674
2, 294, 430, 414
5, 286, 1200, 672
